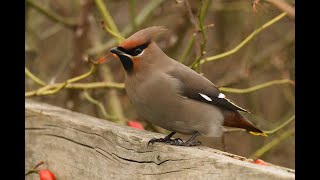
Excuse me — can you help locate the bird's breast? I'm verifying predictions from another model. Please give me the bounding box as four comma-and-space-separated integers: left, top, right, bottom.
124, 72, 224, 137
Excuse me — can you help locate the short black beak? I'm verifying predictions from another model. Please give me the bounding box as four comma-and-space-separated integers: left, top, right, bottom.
110, 47, 123, 56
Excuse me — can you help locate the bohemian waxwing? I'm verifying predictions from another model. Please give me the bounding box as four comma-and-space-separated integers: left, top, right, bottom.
109, 26, 266, 146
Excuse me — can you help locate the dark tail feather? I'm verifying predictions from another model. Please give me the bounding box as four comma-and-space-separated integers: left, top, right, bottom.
223, 111, 267, 137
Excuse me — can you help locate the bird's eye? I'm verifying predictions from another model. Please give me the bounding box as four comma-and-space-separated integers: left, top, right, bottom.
134, 48, 143, 55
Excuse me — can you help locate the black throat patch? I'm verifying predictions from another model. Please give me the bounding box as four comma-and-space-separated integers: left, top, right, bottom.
116, 41, 150, 73
118, 54, 134, 73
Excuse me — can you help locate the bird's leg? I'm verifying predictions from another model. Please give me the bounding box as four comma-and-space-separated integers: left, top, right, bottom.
178, 131, 202, 146
148, 132, 184, 146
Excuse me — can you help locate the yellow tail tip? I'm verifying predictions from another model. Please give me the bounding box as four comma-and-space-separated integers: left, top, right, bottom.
249, 131, 268, 137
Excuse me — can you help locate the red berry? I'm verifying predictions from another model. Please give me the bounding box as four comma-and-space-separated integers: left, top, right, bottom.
127, 121, 144, 130
39, 170, 56, 180
253, 159, 268, 166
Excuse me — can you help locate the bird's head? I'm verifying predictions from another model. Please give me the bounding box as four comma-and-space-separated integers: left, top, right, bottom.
110, 26, 168, 74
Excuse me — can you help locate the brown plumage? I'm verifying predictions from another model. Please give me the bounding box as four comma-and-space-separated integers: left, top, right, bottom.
109, 26, 266, 146
119, 26, 167, 50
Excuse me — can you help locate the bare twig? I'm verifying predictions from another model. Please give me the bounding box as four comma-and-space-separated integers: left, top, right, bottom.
190, 0, 212, 71
185, 0, 212, 71
129, 0, 138, 32
266, 0, 294, 18
25, 0, 77, 28
87, 0, 165, 55
25, 65, 97, 97
199, 12, 287, 65
25, 81, 124, 97
219, 79, 294, 94
250, 128, 294, 158
66, 0, 95, 111
100, 65, 126, 125
225, 114, 295, 135
67, 65, 96, 83
264, 115, 295, 134
185, 0, 199, 30
253, 0, 295, 18
179, 33, 196, 64
25, 161, 45, 176
66, 82, 124, 89
94, 0, 125, 42
25, 67, 46, 86
83, 90, 118, 121
38, 82, 68, 96
101, 22, 125, 41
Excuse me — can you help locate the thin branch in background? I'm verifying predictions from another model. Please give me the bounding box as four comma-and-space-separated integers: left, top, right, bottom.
71, 0, 95, 110
185, 0, 200, 62
83, 90, 118, 121
225, 114, 294, 135
67, 65, 96, 83
100, 21, 125, 41
199, 12, 287, 65
179, 33, 196, 64
25, 0, 77, 29
99, 65, 126, 125
219, 79, 294, 94
67, 82, 124, 90
38, 82, 68, 96
39, 24, 64, 40
185, 0, 212, 71
191, 0, 212, 72
252, 0, 268, 13
87, 0, 166, 55
251, 30, 294, 65
26, 76, 293, 98
25, 65, 97, 97
25, 81, 125, 97
91, 1, 127, 125
25, 67, 46, 86
185, 0, 199, 30
250, 128, 294, 158
129, 0, 138, 32
94, 0, 125, 42
264, 115, 295, 134
253, 0, 295, 19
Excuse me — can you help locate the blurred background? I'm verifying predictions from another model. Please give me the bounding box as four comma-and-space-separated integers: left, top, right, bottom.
25, 0, 295, 169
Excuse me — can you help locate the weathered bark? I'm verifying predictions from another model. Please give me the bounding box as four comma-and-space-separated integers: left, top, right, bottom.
25, 99, 294, 180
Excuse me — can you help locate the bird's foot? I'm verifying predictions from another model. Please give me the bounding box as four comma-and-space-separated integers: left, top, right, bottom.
148, 137, 184, 146
147, 138, 202, 146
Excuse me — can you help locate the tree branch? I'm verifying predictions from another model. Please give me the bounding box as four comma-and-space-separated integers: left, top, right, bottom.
25, 0, 77, 28
264, 115, 295, 134
25, 67, 46, 86
219, 79, 294, 94
250, 128, 294, 158
83, 90, 118, 121
94, 0, 125, 42
199, 12, 287, 65
86, 0, 165, 55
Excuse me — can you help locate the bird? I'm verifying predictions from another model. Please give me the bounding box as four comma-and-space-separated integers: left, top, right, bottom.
108, 26, 266, 146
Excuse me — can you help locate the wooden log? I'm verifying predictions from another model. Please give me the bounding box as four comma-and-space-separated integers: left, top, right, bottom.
25, 99, 295, 180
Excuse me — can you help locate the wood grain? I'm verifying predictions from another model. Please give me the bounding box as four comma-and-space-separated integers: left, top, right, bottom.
25, 99, 294, 180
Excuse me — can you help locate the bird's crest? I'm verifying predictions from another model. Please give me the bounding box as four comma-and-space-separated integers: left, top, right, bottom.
119, 26, 167, 50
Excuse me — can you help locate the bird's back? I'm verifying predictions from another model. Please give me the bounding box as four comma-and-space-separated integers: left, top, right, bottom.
124, 58, 226, 137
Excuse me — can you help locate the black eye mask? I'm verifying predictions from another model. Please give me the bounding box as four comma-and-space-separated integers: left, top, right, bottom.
118, 42, 150, 56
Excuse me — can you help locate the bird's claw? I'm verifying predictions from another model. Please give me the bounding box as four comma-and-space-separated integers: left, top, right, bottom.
148, 137, 202, 147
147, 137, 184, 146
